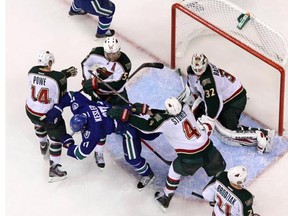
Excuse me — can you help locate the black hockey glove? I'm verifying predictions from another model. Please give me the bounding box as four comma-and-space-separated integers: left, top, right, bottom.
60, 133, 75, 149
107, 107, 130, 123
132, 103, 149, 115
62, 66, 78, 78
45, 105, 63, 124
82, 78, 98, 94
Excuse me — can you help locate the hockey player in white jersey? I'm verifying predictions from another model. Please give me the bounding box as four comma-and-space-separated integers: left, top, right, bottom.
186, 53, 275, 154
81, 36, 132, 169
107, 97, 227, 212
202, 166, 258, 216
25, 51, 77, 182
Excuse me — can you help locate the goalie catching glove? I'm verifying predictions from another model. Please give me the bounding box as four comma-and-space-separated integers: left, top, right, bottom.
131, 103, 149, 115
61, 66, 78, 78
60, 133, 75, 149
107, 106, 130, 123
82, 77, 98, 94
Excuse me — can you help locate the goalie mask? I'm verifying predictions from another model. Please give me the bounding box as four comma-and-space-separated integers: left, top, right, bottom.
165, 97, 182, 116
227, 166, 247, 187
191, 53, 208, 76
70, 113, 88, 132
103, 36, 121, 61
37, 50, 55, 66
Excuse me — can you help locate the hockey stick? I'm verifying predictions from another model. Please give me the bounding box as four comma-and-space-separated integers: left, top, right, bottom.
177, 68, 185, 89
141, 139, 172, 165
87, 70, 132, 105
191, 191, 204, 199
128, 62, 164, 81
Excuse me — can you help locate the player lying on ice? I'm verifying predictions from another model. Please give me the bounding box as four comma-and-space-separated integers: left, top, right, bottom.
184, 53, 275, 155
45, 91, 159, 190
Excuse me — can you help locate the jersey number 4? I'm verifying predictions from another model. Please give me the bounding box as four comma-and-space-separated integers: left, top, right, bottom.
31, 85, 50, 104
183, 119, 201, 139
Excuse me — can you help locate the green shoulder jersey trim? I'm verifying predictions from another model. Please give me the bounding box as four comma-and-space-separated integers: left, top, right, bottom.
129, 112, 170, 132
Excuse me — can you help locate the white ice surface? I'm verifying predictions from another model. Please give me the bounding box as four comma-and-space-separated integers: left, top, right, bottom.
5, 0, 288, 215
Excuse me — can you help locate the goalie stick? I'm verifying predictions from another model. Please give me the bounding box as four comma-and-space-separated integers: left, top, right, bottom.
141, 139, 172, 165
127, 62, 164, 81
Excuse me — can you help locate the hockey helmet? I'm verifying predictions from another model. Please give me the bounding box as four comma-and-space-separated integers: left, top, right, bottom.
191, 53, 208, 76
70, 113, 88, 132
37, 50, 55, 66
103, 37, 121, 61
227, 166, 248, 187
165, 97, 182, 116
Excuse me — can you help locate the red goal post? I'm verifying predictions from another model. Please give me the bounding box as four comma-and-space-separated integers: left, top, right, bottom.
171, 0, 287, 136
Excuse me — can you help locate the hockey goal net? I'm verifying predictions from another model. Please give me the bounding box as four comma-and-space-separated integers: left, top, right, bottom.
171, 0, 288, 136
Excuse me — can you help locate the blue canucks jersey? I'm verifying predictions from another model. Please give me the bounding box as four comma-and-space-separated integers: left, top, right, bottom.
58, 91, 117, 159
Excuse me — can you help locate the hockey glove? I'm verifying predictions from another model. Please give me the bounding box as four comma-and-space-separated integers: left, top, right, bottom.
83, 77, 98, 94
45, 105, 63, 124
132, 103, 149, 115
62, 66, 78, 78
60, 133, 75, 149
107, 107, 130, 123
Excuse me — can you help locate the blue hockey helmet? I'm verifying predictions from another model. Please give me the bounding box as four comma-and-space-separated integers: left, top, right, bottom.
70, 113, 87, 132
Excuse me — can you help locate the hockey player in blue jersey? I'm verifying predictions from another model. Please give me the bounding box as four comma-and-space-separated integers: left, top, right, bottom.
46, 91, 157, 190
68, 0, 115, 38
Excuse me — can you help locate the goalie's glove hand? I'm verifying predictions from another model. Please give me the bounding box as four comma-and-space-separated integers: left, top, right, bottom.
132, 103, 149, 115
60, 133, 75, 149
107, 106, 130, 123
62, 66, 78, 78
82, 77, 98, 94
45, 105, 63, 124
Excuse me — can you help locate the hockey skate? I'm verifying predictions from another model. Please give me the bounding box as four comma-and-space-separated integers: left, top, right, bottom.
48, 160, 67, 183
256, 129, 275, 154
40, 140, 49, 156
264, 129, 275, 153
137, 171, 155, 191
68, 8, 87, 16
95, 29, 115, 38
155, 191, 174, 212
94, 152, 105, 170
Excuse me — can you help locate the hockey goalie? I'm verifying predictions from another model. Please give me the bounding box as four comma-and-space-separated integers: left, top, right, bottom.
178, 53, 275, 155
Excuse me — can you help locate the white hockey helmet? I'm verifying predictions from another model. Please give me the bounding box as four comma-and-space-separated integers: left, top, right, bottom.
191, 53, 208, 76
103, 36, 121, 54
227, 166, 248, 187
37, 50, 55, 66
165, 97, 182, 116
103, 36, 121, 61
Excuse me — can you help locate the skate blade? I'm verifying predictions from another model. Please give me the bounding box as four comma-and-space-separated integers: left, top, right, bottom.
48, 176, 67, 183
155, 200, 167, 213
265, 130, 275, 153
138, 176, 155, 192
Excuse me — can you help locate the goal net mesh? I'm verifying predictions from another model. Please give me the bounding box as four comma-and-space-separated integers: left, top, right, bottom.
171, 0, 288, 135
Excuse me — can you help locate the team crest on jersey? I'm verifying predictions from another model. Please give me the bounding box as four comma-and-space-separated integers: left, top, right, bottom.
84, 130, 91, 139
72, 102, 79, 111
201, 78, 211, 86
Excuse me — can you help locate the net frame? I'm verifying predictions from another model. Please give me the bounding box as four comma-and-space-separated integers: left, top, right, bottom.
171, 0, 287, 136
